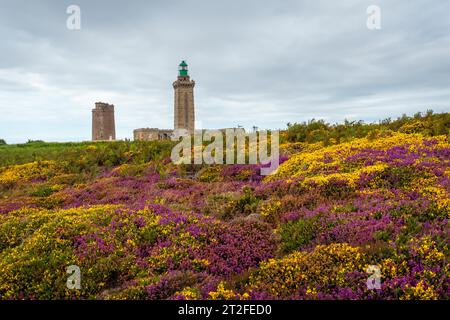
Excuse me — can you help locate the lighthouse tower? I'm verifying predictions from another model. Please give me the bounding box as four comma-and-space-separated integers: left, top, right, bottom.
173, 60, 195, 135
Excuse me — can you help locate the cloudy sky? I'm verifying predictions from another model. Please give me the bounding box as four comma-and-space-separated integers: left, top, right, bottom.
0, 0, 449, 143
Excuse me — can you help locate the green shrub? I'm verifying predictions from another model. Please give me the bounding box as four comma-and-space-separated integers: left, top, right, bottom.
205, 187, 259, 221
374, 230, 391, 242
280, 217, 317, 253
31, 185, 55, 197
283, 110, 450, 144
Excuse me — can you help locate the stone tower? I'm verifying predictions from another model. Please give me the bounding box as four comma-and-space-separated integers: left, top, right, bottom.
92, 102, 116, 141
173, 60, 195, 135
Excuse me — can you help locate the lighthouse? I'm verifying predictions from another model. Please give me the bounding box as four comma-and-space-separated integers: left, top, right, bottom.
173, 60, 195, 135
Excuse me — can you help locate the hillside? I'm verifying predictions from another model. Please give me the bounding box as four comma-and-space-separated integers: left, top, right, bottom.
0, 112, 449, 300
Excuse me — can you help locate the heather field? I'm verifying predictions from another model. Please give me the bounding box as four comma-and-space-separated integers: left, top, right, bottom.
0, 113, 449, 300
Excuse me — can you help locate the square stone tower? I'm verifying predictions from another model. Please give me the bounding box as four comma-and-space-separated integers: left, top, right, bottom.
92, 102, 116, 141
173, 60, 195, 135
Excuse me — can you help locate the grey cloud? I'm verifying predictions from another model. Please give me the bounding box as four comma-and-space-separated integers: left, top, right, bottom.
0, 0, 449, 143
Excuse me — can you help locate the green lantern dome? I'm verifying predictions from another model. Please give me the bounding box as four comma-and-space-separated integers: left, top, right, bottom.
178, 60, 189, 76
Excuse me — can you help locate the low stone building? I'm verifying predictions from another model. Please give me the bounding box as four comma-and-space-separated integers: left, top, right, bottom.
133, 128, 173, 141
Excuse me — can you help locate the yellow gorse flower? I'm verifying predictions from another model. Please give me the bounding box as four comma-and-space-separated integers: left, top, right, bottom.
0, 161, 56, 185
